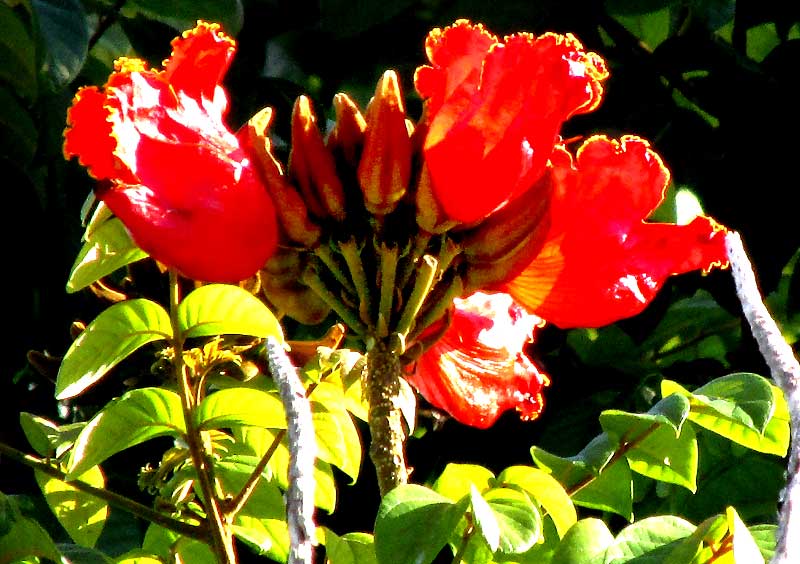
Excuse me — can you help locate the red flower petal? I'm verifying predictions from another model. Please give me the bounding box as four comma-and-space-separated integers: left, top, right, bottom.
64, 22, 277, 282
415, 20, 608, 224
406, 292, 549, 429
503, 135, 729, 328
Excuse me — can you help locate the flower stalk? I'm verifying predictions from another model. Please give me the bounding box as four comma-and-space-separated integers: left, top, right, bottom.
169, 269, 237, 564
366, 340, 410, 495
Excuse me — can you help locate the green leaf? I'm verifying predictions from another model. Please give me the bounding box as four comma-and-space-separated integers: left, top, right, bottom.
600, 395, 698, 491
470, 486, 500, 552
662, 375, 789, 455
746, 22, 781, 62
141, 523, 216, 564
178, 284, 283, 341
19, 413, 85, 459
728, 506, 764, 563
68, 387, 185, 478
433, 463, 496, 502
602, 515, 695, 563
231, 427, 338, 514
126, 0, 244, 35
484, 487, 541, 555
66, 218, 148, 294
195, 388, 286, 431
56, 299, 172, 400
374, 484, 467, 564
551, 518, 615, 564
496, 465, 577, 538
641, 291, 739, 369
0, 4, 38, 100
0, 492, 64, 563
532, 436, 634, 520
35, 464, 108, 548
309, 381, 362, 482
749, 524, 777, 561
32, 0, 89, 87
323, 528, 377, 564
214, 459, 289, 560
693, 373, 774, 432
611, 6, 673, 50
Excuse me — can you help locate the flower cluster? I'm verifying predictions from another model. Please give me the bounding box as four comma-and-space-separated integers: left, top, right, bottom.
64, 20, 729, 429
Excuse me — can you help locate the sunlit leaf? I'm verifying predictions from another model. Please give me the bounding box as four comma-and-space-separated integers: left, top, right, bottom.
532, 440, 634, 520
66, 218, 148, 294
433, 463, 495, 502
67, 387, 185, 478
0, 492, 63, 563
662, 375, 789, 455
374, 484, 467, 564
35, 464, 108, 548
470, 486, 500, 552
309, 381, 362, 482
496, 465, 577, 538
56, 299, 172, 400
323, 528, 377, 564
195, 388, 286, 431
600, 395, 698, 491
551, 518, 614, 564
231, 427, 337, 514
178, 284, 283, 341
601, 515, 695, 563
215, 459, 289, 561
484, 487, 541, 555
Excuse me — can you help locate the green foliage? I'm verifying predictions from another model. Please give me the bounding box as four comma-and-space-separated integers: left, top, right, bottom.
2, 1, 798, 563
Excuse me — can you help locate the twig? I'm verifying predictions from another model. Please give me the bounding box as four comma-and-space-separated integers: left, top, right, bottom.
0, 441, 205, 541
725, 232, 800, 564
265, 337, 317, 564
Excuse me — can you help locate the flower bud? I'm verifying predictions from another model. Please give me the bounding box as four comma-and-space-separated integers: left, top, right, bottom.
357, 70, 412, 216
243, 107, 321, 247
259, 248, 332, 325
289, 96, 347, 221
327, 93, 366, 168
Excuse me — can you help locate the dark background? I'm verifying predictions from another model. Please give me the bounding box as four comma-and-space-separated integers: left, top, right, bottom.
2, 0, 799, 559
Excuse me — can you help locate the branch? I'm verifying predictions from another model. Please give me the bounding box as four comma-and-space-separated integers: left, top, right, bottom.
725, 232, 800, 564
0, 441, 205, 541
265, 337, 317, 564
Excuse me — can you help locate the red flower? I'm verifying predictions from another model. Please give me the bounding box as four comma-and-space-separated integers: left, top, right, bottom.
63, 22, 277, 283
406, 292, 549, 429
414, 20, 608, 224
501, 135, 729, 328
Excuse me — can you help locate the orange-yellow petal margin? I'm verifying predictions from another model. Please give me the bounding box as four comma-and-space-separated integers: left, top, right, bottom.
415, 20, 608, 224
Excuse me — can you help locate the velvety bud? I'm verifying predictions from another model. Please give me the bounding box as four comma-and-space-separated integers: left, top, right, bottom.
259, 248, 332, 325
414, 162, 459, 234
357, 70, 412, 215
242, 107, 321, 247
289, 96, 347, 221
327, 93, 366, 168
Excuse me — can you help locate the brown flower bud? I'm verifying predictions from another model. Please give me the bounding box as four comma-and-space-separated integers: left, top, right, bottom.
289, 96, 347, 221
328, 93, 366, 168
357, 70, 412, 216
243, 107, 321, 247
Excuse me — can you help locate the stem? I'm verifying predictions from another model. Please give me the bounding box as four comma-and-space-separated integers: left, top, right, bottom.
377, 244, 399, 338
314, 245, 356, 296
451, 523, 475, 564
302, 267, 367, 335
396, 254, 438, 340
366, 342, 409, 496
0, 441, 206, 541
225, 429, 286, 516
566, 423, 660, 497
726, 232, 800, 564
169, 270, 237, 564
339, 239, 372, 327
